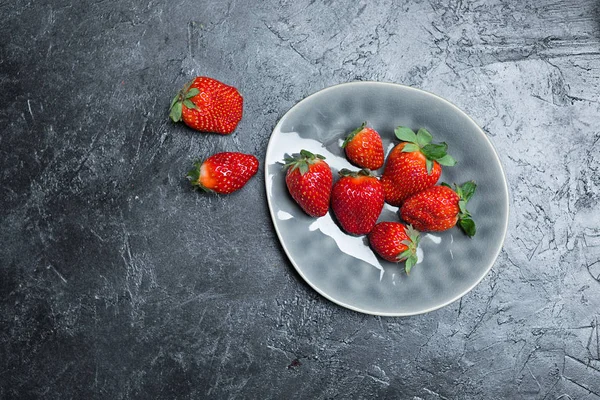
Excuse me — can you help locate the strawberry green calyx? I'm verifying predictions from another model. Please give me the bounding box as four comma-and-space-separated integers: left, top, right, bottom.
169, 80, 200, 122
445, 180, 477, 237
398, 225, 420, 274
338, 168, 373, 178
394, 126, 457, 174
341, 122, 367, 148
186, 160, 210, 192
283, 149, 326, 175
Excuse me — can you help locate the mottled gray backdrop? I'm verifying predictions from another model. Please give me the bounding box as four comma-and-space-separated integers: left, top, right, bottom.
1, 0, 599, 398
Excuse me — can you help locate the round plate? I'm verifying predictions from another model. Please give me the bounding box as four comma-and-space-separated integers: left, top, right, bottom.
265, 82, 509, 316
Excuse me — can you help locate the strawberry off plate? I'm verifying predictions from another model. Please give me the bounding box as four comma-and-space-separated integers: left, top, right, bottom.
265, 82, 509, 316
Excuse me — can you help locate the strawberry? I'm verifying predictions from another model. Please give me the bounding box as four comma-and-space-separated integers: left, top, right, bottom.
331, 169, 384, 235
283, 150, 333, 217
341, 122, 384, 170
169, 76, 243, 134
187, 152, 258, 194
368, 222, 420, 273
400, 181, 477, 237
381, 127, 456, 206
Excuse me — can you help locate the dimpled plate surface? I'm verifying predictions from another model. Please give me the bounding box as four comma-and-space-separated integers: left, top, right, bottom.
265, 82, 509, 316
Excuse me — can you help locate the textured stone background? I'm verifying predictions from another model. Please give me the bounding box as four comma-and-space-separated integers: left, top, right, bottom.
1, 0, 600, 398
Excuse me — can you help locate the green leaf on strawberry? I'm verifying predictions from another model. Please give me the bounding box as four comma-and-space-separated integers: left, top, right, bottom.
283, 150, 326, 176
459, 217, 476, 237
425, 159, 434, 174
394, 126, 456, 175
170, 93, 180, 110
405, 255, 417, 275
458, 200, 468, 214
395, 126, 418, 142
416, 128, 433, 147
401, 225, 420, 274
342, 122, 367, 148
183, 99, 196, 109
401, 143, 420, 153
460, 181, 477, 201
186, 161, 202, 186
436, 154, 457, 167
421, 143, 448, 159
454, 181, 477, 237
169, 101, 183, 122
338, 168, 373, 178
169, 80, 195, 123
185, 88, 200, 99
169, 81, 199, 120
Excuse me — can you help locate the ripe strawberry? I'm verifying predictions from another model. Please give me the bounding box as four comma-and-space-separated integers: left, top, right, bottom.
400, 181, 477, 237
284, 150, 333, 217
368, 222, 420, 273
169, 76, 243, 134
331, 169, 384, 235
342, 122, 384, 170
187, 152, 258, 194
381, 126, 456, 206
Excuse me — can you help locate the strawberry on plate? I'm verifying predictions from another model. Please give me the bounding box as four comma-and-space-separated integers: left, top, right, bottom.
170, 76, 243, 134
368, 222, 420, 274
381, 126, 456, 206
331, 168, 384, 235
342, 122, 384, 170
187, 152, 258, 194
400, 181, 477, 237
284, 150, 333, 217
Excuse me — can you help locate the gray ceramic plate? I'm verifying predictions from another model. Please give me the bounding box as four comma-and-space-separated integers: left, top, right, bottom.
265, 82, 509, 316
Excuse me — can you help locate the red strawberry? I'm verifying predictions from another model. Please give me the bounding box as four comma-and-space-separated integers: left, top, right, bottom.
187, 152, 258, 194
169, 76, 243, 134
331, 169, 384, 235
400, 181, 477, 237
284, 150, 333, 217
342, 122, 384, 170
381, 127, 456, 206
368, 222, 420, 273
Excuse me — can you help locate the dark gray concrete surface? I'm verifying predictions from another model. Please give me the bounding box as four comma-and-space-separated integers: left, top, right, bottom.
2, 0, 600, 398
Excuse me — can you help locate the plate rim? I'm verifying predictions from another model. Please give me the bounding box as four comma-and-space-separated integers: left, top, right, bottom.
265, 80, 510, 317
